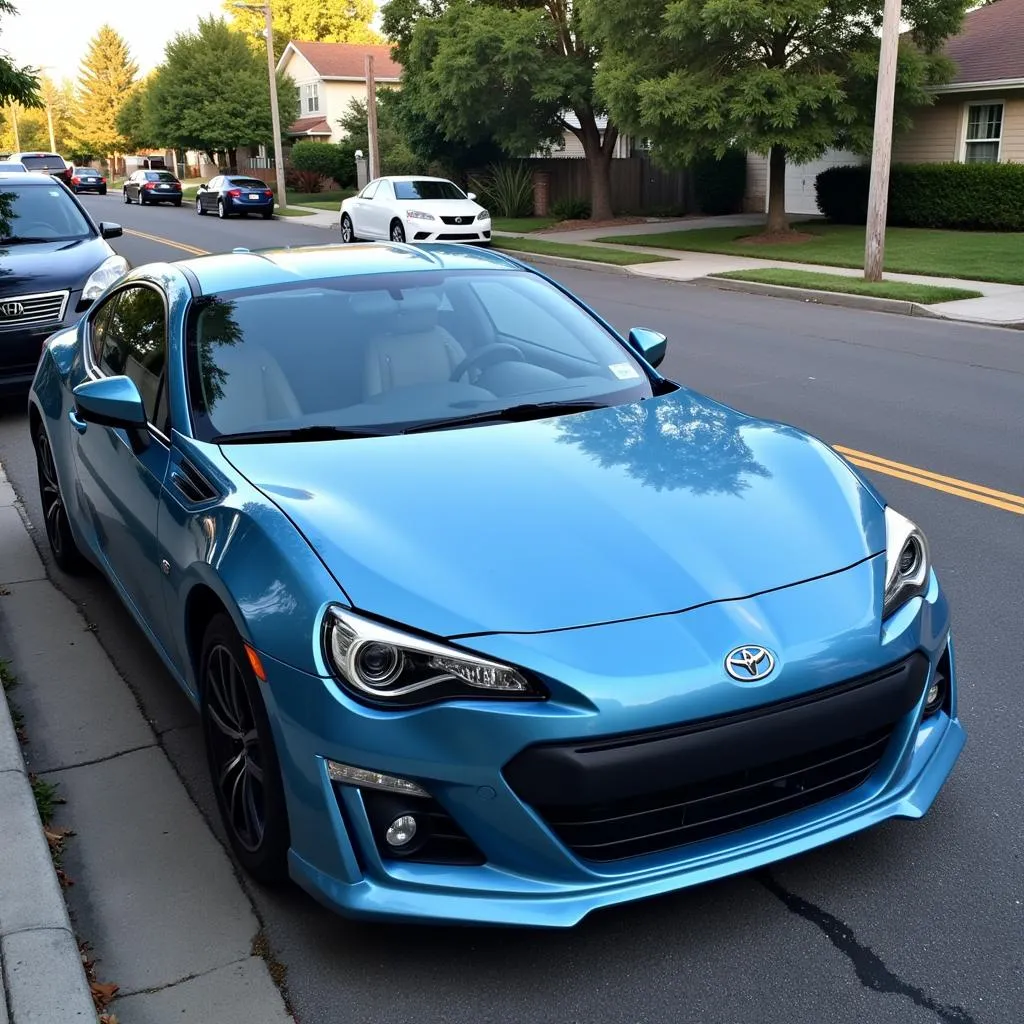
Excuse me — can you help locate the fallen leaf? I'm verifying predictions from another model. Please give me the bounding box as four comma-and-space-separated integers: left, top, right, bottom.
100, 1016, 120, 1024
91, 981, 119, 1010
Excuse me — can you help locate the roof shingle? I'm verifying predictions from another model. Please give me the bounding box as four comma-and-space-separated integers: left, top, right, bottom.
286, 41, 402, 81
287, 116, 332, 136
946, 0, 1024, 85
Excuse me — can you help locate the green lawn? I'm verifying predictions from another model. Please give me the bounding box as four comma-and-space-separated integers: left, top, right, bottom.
274, 207, 315, 217
495, 237, 671, 266
713, 269, 983, 305
286, 189, 353, 208
598, 223, 1024, 285
492, 216, 562, 233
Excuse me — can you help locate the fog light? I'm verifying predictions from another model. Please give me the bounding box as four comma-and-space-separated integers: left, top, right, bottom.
926, 682, 941, 708
385, 815, 417, 848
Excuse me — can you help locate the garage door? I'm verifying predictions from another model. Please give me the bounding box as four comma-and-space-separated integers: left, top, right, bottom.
769, 150, 866, 216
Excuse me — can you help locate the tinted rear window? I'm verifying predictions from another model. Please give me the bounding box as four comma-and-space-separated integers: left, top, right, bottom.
20, 155, 65, 171
146, 171, 178, 181
229, 178, 269, 189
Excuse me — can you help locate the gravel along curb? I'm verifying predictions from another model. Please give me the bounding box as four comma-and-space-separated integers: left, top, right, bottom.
0, 678, 95, 1022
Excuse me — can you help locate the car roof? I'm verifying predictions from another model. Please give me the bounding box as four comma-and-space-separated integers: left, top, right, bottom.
0, 171, 62, 183
384, 175, 453, 183
175, 243, 522, 295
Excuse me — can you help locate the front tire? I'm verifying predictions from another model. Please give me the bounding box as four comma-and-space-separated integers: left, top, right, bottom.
33, 422, 87, 575
390, 220, 406, 243
340, 213, 355, 242
200, 614, 290, 884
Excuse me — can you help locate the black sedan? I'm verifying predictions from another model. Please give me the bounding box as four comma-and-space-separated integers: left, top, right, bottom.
195, 174, 274, 219
0, 173, 126, 396
69, 166, 107, 195
123, 169, 183, 206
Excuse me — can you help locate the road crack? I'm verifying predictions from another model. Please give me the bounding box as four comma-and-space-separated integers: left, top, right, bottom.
759, 871, 977, 1024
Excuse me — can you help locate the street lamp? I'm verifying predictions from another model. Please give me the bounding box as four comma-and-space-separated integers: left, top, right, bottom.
232, 2, 288, 210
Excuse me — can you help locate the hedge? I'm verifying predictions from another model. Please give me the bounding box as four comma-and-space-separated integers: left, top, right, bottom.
815, 162, 1024, 231
289, 140, 354, 189
692, 149, 748, 215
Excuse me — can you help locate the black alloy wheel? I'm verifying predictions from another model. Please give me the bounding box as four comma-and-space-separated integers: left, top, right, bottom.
33, 423, 87, 574
390, 220, 406, 243
200, 614, 290, 883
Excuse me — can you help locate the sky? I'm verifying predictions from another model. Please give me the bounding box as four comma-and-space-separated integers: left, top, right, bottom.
1, 0, 228, 84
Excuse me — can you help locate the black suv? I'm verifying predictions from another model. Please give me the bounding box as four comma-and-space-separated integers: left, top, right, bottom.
8, 152, 73, 187
0, 173, 126, 395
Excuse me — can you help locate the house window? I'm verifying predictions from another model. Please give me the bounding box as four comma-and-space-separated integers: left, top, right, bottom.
964, 103, 1003, 163
302, 82, 320, 114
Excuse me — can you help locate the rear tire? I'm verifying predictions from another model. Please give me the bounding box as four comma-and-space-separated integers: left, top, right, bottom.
196, 197, 205, 216
218, 199, 228, 219
33, 422, 88, 576
139, 192, 147, 206
123, 189, 130, 204
261, 209, 273, 220
99, 186, 107, 196
200, 614, 290, 884
173, 199, 182, 207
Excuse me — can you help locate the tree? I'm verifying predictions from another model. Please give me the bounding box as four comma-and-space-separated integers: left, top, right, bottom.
382, 0, 621, 220
583, 0, 969, 233
0, 1, 39, 107
115, 76, 161, 152
70, 26, 138, 167
225, 0, 381, 56
337, 91, 418, 176
146, 17, 297, 159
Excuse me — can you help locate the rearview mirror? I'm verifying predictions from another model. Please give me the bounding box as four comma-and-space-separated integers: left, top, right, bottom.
467, 192, 477, 201
99, 222, 122, 239
627, 328, 667, 369
73, 376, 147, 430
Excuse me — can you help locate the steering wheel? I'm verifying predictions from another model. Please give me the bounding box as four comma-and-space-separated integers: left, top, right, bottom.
450, 343, 525, 382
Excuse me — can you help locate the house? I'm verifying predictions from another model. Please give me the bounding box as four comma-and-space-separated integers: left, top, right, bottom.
276, 41, 402, 145
539, 114, 633, 160
743, 0, 1024, 216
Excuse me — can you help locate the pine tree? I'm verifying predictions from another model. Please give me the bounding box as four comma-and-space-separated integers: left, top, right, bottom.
71, 26, 138, 165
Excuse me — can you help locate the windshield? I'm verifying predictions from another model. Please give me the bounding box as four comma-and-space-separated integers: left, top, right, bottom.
0, 184, 93, 243
19, 155, 65, 172
187, 270, 654, 441
393, 180, 466, 201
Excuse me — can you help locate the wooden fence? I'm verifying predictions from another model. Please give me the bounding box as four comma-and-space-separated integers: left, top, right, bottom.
526, 157, 693, 214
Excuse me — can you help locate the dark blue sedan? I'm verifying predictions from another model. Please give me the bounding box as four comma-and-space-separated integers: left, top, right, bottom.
195, 175, 275, 219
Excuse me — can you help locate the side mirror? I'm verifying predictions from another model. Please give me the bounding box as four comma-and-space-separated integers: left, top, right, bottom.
466, 192, 477, 201
627, 327, 667, 369
73, 376, 147, 430
99, 222, 122, 239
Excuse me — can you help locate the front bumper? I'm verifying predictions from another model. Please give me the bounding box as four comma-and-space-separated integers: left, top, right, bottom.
409, 220, 491, 244
1, 295, 86, 396
262, 559, 964, 927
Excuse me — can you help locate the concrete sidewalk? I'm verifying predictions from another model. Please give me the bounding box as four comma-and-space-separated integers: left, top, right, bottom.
0, 463, 293, 1024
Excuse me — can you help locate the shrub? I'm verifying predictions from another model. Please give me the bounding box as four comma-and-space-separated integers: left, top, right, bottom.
469, 162, 534, 218
816, 162, 1024, 231
692, 149, 747, 215
286, 169, 328, 194
550, 197, 591, 221
289, 140, 350, 188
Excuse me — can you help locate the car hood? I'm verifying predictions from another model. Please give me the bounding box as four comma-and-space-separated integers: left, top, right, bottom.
0, 236, 113, 297
223, 391, 886, 638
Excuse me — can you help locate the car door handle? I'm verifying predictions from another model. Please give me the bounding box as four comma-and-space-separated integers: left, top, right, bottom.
68, 409, 87, 434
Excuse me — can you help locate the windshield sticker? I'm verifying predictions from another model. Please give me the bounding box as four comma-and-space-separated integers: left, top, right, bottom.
609, 362, 641, 380
49, 190, 60, 196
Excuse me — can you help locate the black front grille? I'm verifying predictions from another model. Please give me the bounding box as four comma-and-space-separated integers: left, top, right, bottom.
437, 232, 479, 241
440, 215, 474, 225
0, 290, 68, 331
535, 727, 892, 862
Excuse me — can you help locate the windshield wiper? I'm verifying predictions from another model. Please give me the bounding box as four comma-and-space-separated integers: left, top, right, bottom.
212, 424, 387, 444
402, 399, 607, 435
0, 236, 60, 244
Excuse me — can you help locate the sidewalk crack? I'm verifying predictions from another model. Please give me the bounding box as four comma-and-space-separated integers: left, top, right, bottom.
40, 742, 158, 775
113, 955, 254, 999
759, 871, 976, 1024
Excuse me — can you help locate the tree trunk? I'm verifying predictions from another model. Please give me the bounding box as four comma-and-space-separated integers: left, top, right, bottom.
766, 145, 789, 234
576, 111, 616, 222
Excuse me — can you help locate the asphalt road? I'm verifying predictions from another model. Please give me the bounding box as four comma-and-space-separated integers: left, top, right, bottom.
1, 194, 1021, 1024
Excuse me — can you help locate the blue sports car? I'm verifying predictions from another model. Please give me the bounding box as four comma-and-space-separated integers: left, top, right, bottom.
28, 243, 965, 927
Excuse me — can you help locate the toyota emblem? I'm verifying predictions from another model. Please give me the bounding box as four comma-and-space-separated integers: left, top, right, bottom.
0, 301, 25, 318
724, 645, 776, 682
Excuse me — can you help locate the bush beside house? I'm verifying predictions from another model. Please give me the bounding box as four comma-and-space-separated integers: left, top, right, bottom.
816, 163, 1024, 231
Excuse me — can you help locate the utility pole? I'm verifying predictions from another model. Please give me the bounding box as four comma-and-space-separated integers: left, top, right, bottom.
233, 2, 288, 209
39, 72, 57, 152
864, 0, 902, 282
365, 53, 379, 181
8, 105, 20, 152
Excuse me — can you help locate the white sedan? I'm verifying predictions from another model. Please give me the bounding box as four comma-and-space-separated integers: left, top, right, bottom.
339, 175, 492, 245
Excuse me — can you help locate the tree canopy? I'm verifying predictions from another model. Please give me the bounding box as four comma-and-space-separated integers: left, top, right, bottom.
382, 0, 621, 219
584, 0, 970, 231
0, 0, 39, 108
141, 17, 297, 158
225, 0, 381, 56
69, 25, 138, 162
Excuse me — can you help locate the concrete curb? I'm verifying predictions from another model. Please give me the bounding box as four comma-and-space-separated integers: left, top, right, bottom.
0, 467, 95, 1024
493, 248, 635, 275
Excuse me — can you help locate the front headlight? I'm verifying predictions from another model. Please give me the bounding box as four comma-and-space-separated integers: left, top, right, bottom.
82, 255, 129, 301
882, 506, 931, 619
323, 607, 545, 707
405, 209, 435, 221
476, 210, 490, 221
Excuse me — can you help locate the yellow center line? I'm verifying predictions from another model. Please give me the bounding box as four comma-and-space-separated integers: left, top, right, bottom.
115, 226, 1024, 516
122, 227, 208, 256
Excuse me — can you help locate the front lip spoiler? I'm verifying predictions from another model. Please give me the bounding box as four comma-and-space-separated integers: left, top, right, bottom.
445, 551, 883, 640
